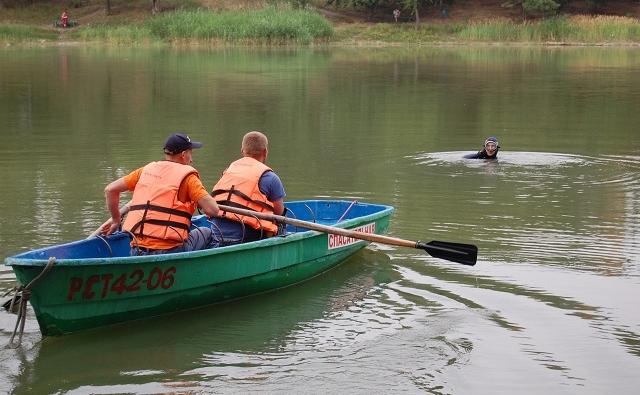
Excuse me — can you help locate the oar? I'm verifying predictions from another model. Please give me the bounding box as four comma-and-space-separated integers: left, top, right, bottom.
87, 218, 110, 239
87, 203, 131, 239
217, 204, 477, 266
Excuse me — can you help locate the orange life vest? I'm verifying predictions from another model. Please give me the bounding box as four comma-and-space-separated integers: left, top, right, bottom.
122, 161, 198, 244
211, 157, 278, 234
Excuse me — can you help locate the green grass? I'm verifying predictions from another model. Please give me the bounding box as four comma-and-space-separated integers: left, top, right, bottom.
0, 24, 57, 42
74, 7, 334, 44
74, 24, 154, 44
335, 23, 464, 44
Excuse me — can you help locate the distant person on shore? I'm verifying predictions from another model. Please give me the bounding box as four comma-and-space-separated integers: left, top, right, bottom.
393, 9, 401, 23
60, 9, 69, 28
209, 131, 286, 246
464, 136, 500, 159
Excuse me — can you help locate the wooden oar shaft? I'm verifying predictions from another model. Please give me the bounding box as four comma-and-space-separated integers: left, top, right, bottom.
217, 204, 418, 249
87, 203, 476, 265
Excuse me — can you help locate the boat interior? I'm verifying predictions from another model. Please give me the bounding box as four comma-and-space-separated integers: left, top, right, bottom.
8, 201, 390, 262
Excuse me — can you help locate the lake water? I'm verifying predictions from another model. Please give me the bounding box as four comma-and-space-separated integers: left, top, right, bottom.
0, 45, 639, 394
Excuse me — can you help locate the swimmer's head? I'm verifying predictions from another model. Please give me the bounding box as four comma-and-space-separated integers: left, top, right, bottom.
484, 136, 500, 155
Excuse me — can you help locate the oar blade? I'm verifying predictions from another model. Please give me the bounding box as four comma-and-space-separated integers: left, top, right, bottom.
417, 240, 478, 266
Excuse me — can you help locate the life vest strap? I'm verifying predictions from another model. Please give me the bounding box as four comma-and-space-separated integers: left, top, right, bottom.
215, 200, 254, 213
128, 218, 190, 235
211, 189, 274, 212
129, 203, 192, 219
214, 200, 279, 234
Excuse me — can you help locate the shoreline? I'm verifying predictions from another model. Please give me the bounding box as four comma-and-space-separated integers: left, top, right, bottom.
4, 38, 640, 49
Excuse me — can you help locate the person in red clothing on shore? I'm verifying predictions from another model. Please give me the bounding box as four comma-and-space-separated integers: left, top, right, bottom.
60, 9, 69, 28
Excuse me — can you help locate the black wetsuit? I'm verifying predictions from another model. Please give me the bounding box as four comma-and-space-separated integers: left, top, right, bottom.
464, 148, 498, 159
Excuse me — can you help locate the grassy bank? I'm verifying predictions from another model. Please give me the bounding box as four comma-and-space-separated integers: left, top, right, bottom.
73, 7, 333, 44
335, 15, 640, 45
1, 4, 639, 46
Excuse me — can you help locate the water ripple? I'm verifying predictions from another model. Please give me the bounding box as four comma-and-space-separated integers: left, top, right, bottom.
410, 151, 589, 168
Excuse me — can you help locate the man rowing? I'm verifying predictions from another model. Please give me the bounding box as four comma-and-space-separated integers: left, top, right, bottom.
102, 133, 220, 255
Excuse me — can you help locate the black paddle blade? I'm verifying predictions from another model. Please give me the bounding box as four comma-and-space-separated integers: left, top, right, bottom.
416, 240, 478, 266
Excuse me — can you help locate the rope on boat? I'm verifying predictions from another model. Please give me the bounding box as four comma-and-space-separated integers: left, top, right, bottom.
247, 213, 264, 240
96, 235, 113, 257
7, 257, 56, 348
282, 207, 298, 233
226, 213, 247, 244
206, 218, 226, 246
303, 204, 316, 223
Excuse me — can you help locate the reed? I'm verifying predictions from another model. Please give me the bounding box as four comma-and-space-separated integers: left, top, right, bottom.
74, 7, 333, 44
145, 8, 333, 44
457, 16, 640, 43
567, 15, 640, 42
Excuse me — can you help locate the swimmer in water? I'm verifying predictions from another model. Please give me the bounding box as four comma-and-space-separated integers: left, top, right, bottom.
464, 136, 500, 159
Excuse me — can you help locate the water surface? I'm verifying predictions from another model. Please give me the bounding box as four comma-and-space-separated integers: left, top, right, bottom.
0, 45, 639, 394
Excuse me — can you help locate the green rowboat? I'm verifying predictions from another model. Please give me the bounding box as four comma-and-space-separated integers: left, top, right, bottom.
5, 200, 394, 336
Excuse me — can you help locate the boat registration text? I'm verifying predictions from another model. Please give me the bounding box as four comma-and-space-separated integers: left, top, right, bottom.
67, 266, 177, 301
328, 223, 376, 250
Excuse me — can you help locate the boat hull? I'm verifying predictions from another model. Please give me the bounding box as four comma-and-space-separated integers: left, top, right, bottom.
6, 200, 393, 336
